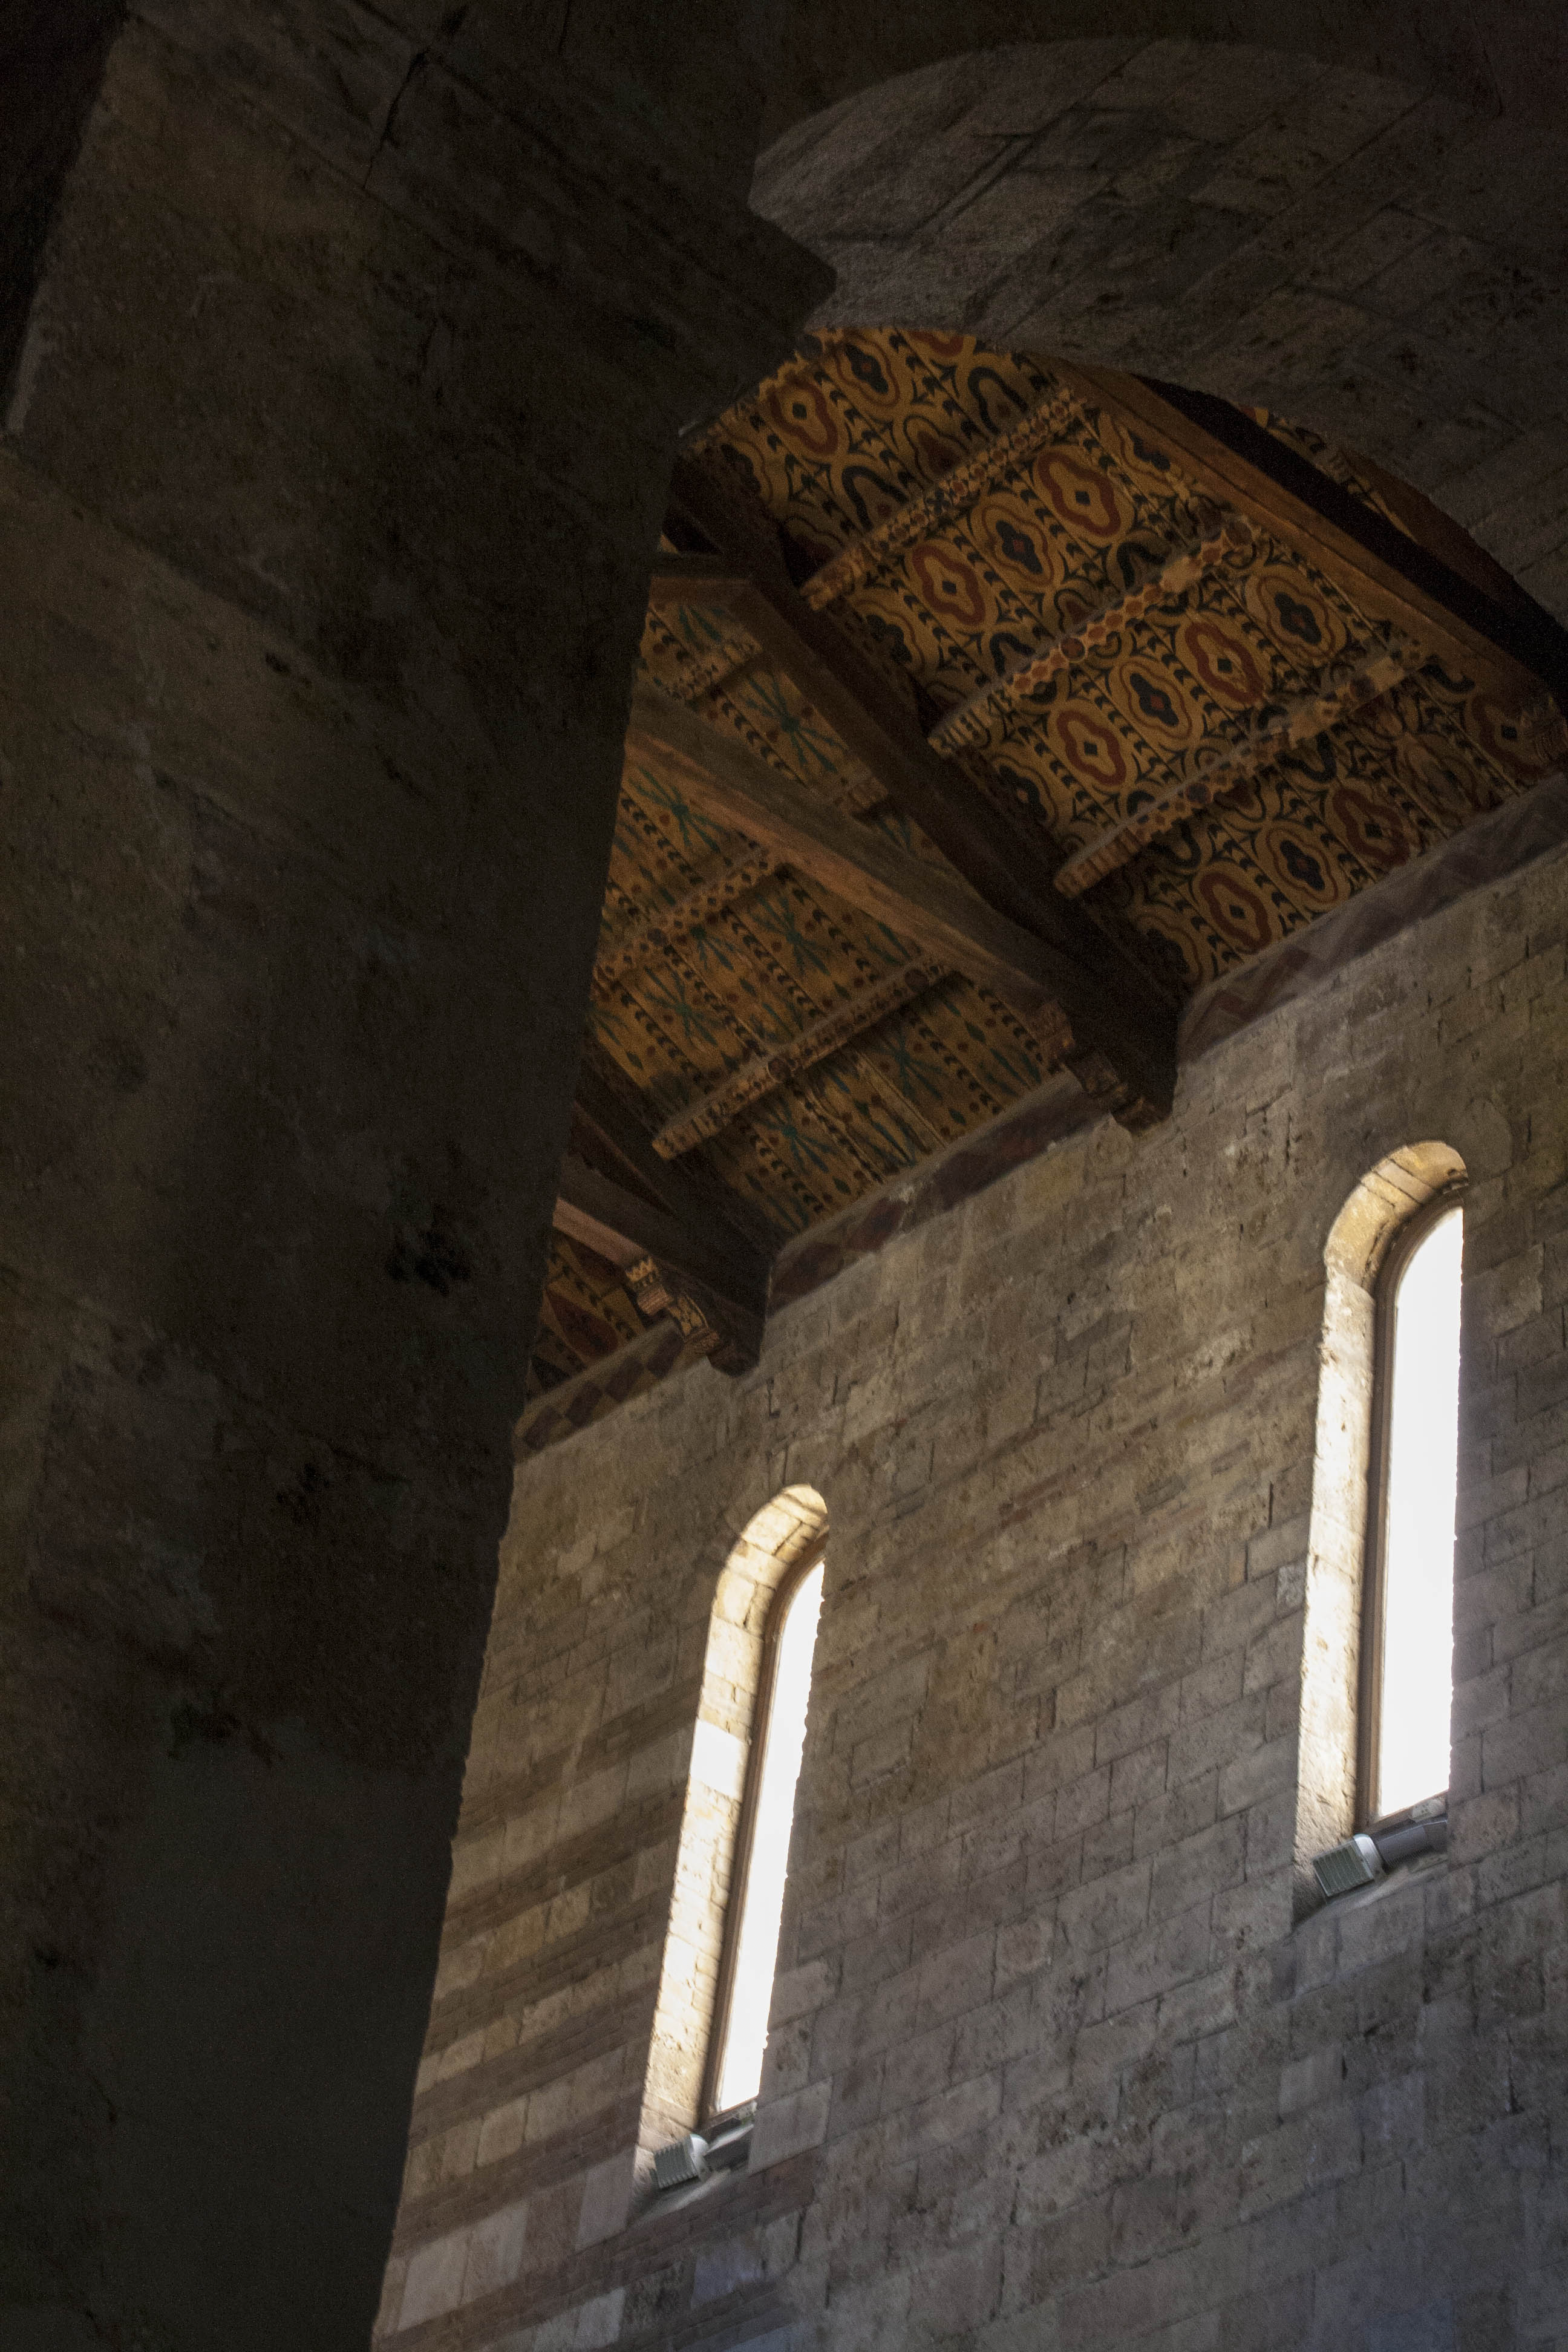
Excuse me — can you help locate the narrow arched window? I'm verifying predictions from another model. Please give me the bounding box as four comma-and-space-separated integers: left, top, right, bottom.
638, 1489, 826, 2178
702, 1555, 824, 2121
1361, 1194, 1464, 1824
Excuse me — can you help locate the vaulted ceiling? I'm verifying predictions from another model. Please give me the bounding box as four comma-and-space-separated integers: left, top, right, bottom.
524, 330, 1567, 1443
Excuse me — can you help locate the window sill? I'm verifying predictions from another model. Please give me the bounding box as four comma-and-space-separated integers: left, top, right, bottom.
630, 2156, 751, 2233
1299, 1845, 1446, 1929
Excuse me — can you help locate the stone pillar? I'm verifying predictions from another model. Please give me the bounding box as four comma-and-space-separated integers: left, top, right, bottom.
0, 7, 828, 2345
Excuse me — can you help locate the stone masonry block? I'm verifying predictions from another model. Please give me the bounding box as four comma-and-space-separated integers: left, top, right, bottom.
1278, 2042, 1346, 2117
388, 843, 1568, 2344
1150, 1815, 1245, 1925
1217, 1736, 1295, 1818
750, 2079, 832, 2173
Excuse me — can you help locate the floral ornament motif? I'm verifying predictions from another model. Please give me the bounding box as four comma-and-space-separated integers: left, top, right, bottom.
1196, 863, 1275, 956
992, 515, 1044, 575
763, 376, 844, 460
628, 763, 727, 863
1180, 617, 1272, 708
1034, 449, 1128, 540
874, 1014, 947, 1105
1050, 705, 1134, 805
585, 327, 1552, 1284
1330, 782, 1413, 872
907, 543, 993, 630
1264, 825, 1341, 905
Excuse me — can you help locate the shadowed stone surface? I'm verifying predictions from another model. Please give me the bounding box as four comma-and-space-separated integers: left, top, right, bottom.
382, 832, 1568, 2351
754, 37, 1568, 624
5, 2, 1568, 2345
765, 2, 1568, 143
0, 4, 825, 2344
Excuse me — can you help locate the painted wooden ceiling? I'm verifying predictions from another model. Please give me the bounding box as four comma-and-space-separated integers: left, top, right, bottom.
526, 329, 1565, 1422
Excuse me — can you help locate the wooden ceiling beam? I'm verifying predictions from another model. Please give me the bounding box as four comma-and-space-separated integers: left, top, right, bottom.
553, 1154, 766, 1321
1054, 637, 1416, 898
572, 1062, 769, 1244
661, 462, 1177, 1120
665, 463, 1065, 929
565, 1065, 774, 1369
653, 960, 943, 1157
593, 850, 781, 985
929, 502, 1250, 754
795, 379, 1083, 610
1058, 365, 1568, 710
632, 676, 1092, 1022
645, 552, 755, 607
1330, 443, 1541, 618
644, 554, 766, 706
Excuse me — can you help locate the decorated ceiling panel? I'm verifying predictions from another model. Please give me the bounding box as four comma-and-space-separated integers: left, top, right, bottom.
693, 334, 1551, 994
524, 328, 1566, 1426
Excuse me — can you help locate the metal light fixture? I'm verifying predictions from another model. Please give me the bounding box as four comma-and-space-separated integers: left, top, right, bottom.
1312, 1794, 1447, 1901
652, 2100, 757, 2193
653, 2132, 709, 2191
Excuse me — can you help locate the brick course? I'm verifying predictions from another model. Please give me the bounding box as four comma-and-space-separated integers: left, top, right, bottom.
380, 834, 1568, 2347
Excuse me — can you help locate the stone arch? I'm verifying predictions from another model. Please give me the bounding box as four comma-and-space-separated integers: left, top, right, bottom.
752, 38, 1568, 619
636, 1483, 829, 2159
1295, 1141, 1466, 1905
763, 6, 1568, 143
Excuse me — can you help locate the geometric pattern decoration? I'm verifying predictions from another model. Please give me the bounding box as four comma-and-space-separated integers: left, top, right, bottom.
526, 1231, 648, 1402
529, 330, 1566, 1414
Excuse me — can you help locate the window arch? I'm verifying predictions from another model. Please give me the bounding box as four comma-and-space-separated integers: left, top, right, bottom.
1298, 1145, 1466, 1901
702, 1550, 825, 2121
1361, 1191, 1465, 1824
636, 1486, 827, 2168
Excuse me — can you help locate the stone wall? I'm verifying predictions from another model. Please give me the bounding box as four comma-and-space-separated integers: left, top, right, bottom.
753, 37, 1568, 628
764, 1, 1568, 140
0, 0, 117, 385
377, 828, 1568, 2348
0, 5, 823, 2341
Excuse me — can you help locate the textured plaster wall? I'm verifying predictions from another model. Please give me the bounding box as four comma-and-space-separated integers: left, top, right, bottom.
379, 835, 1568, 2350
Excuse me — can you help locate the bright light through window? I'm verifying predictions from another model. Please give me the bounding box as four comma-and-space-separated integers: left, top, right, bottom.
711, 1562, 823, 2116
1375, 1204, 1463, 1818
